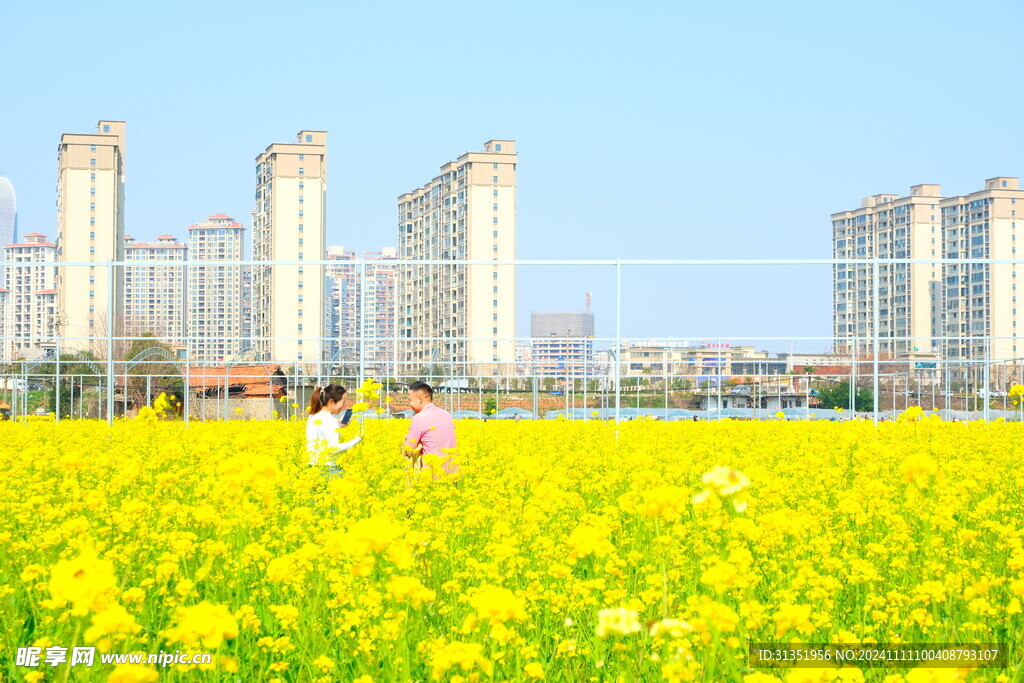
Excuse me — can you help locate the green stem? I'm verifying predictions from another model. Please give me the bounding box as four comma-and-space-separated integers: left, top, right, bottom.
60, 619, 82, 683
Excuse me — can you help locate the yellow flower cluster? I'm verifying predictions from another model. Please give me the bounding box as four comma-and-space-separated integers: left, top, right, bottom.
1, 417, 1022, 680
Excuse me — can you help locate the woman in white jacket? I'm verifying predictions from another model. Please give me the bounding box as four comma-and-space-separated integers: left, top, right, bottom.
306, 384, 362, 478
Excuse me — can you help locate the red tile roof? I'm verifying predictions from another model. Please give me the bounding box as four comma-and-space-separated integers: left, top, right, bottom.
187, 364, 286, 399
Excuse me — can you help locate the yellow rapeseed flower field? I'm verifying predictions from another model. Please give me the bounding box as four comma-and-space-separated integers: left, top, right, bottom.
1, 417, 1021, 682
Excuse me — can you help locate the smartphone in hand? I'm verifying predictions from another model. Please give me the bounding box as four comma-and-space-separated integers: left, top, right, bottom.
339, 408, 353, 427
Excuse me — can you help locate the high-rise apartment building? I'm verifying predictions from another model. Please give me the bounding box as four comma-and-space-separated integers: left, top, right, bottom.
253, 131, 326, 368
4, 233, 58, 359
0, 177, 16, 289
124, 234, 187, 342
397, 140, 517, 376
56, 120, 125, 351
940, 177, 1023, 364
531, 311, 595, 377
187, 214, 246, 362
0, 289, 8, 363
325, 246, 398, 371
832, 184, 943, 356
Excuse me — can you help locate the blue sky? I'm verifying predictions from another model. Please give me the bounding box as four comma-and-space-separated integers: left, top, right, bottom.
2, 0, 1022, 351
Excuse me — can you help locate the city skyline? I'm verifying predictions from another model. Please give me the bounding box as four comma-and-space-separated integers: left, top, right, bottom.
4, 1, 1024, 344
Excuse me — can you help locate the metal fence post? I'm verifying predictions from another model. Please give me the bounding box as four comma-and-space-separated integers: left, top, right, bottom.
55, 336, 61, 423
359, 257, 366, 388
106, 259, 115, 425
615, 259, 622, 425
872, 257, 880, 423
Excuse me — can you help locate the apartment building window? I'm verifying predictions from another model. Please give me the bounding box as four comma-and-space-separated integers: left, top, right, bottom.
305, 134, 312, 142
493, 189, 498, 197
495, 143, 502, 151
299, 181, 304, 189
298, 210, 303, 217
493, 204, 498, 211
493, 217, 498, 224
299, 154, 305, 161
299, 168, 304, 175
493, 163, 498, 169
89, 218, 95, 225
492, 299, 498, 307
90, 188, 95, 196
102, 125, 110, 133
492, 176, 498, 183
492, 244, 498, 252
90, 203, 95, 210
90, 145, 96, 151
90, 173, 95, 181
90, 159, 96, 166
298, 224, 303, 231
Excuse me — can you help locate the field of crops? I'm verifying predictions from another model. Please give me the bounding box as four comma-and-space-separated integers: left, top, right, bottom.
1, 415, 1021, 682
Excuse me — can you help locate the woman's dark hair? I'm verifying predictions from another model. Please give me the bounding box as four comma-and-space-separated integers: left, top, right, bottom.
310, 384, 346, 414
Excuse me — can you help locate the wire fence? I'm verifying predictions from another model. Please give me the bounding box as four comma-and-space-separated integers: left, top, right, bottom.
0, 257, 1021, 424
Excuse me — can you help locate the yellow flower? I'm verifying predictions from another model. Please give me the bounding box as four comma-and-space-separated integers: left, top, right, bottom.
85, 602, 141, 642
773, 603, 815, 638
163, 601, 238, 648
566, 522, 615, 560
524, 662, 545, 678
470, 585, 527, 623
48, 548, 118, 615
270, 604, 300, 629
106, 664, 159, 683
903, 454, 941, 487
314, 655, 336, 672
430, 640, 493, 680
596, 607, 641, 638
693, 465, 750, 511
637, 485, 689, 521
387, 576, 437, 607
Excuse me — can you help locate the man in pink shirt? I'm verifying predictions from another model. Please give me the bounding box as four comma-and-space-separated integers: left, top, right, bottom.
403, 381, 459, 477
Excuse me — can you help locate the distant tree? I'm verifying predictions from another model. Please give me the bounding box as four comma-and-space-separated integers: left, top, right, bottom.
484, 397, 497, 414
816, 381, 873, 412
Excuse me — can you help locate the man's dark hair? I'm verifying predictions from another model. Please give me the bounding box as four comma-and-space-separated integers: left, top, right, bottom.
409, 381, 433, 399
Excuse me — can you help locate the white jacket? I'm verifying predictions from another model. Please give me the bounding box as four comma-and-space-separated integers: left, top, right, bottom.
305, 410, 362, 466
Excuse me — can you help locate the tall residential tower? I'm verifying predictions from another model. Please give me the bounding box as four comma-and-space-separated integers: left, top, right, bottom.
187, 214, 246, 362
832, 184, 942, 356
56, 120, 125, 351
253, 131, 326, 368
397, 140, 517, 376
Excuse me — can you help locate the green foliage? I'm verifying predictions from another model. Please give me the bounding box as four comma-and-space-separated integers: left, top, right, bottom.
816, 381, 874, 412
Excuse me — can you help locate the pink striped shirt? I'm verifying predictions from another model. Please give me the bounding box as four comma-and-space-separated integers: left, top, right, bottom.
404, 402, 458, 474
